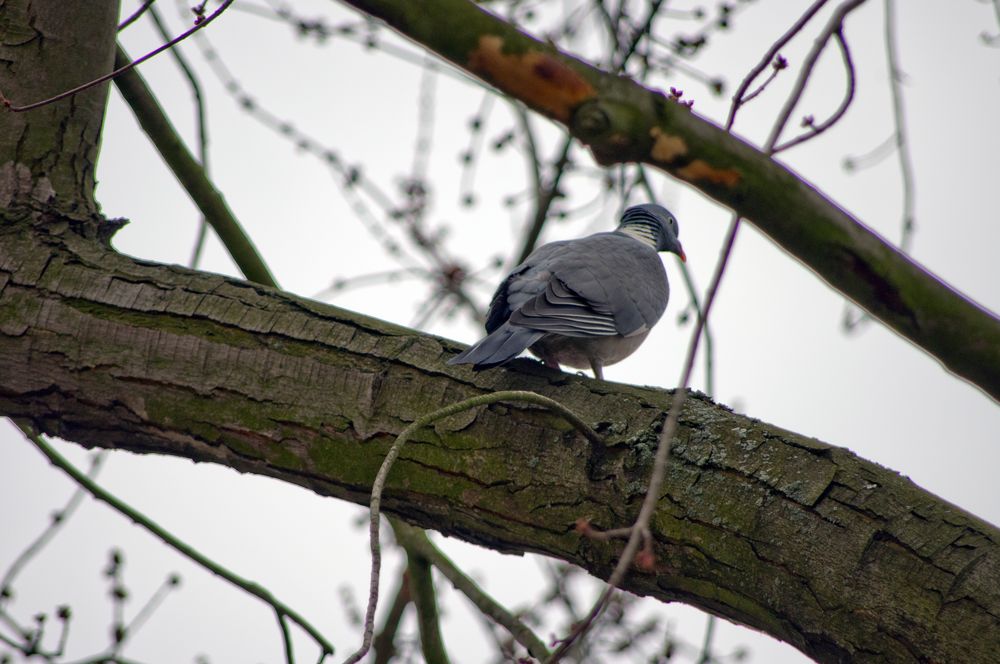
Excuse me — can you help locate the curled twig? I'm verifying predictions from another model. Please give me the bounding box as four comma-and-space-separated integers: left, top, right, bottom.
773, 29, 857, 153
765, 0, 868, 151
344, 390, 602, 664
725, 0, 831, 131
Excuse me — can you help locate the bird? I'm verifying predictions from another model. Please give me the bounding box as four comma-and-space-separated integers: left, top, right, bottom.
448, 203, 685, 380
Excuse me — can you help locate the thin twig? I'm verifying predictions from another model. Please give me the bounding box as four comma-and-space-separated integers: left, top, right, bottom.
117, 0, 157, 31
343, 391, 602, 664
514, 135, 574, 265
458, 92, 495, 208
773, 29, 857, 153
145, 6, 212, 270
765, 0, 868, 151
635, 168, 714, 396
592, 0, 622, 61
17, 425, 334, 660
104, 573, 181, 658
696, 613, 717, 664
844, 0, 916, 330
397, 527, 451, 664
2, 0, 235, 112
842, 133, 896, 171
982, 0, 1000, 45
372, 570, 411, 664
725, 0, 831, 130
614, 0, 665, 71
513, 104, 543, 201
276, 608, 295, 664
0, 452, 105, 599
738, 57, 786, 109
546, 215, 741, 662
885, 0, 916, 252
392, 520, 551, 660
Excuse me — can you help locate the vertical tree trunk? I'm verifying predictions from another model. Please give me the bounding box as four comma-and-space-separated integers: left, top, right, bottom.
0, 0, 119, 218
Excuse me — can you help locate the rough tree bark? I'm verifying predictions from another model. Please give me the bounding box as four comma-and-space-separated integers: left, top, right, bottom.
1, 2, 998, 663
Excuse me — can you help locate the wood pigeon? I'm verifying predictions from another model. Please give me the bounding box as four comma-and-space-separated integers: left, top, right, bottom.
449, 203, 685, 380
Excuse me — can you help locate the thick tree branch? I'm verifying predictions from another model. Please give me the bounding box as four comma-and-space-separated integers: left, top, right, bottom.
337, 0, 1000, 402
1, 217, 997, 663
3, 2, 999, 662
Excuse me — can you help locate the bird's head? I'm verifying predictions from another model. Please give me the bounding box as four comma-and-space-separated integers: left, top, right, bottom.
618, 204, 686, 262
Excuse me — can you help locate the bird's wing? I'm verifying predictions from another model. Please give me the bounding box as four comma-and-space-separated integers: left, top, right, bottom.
509, 275, 618, 336
499, 233, 668, 338
483, 240, 570, 333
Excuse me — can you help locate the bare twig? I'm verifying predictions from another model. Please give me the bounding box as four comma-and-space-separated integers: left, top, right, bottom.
614, 0, 665, 71
276, 608, 295, 664
725, 0, 831, 130
392, 520, 551, 660
737, 55, 788, 109
635, 168, 715, 396
372, 570, 411, 664
773, 29, 857, 153
842, 133, 896, 170
514, 134, 574, 265
108, 573, 182, 657
765, 0, 868, 151
18, 425, 334, 661
696, 613, 717, 664
398, 530, 451, 664
117, 0, 157, 31
981, 0, 1000, 45
2, 0, 235, 112
189, 31, 412, 264
546, 214, 741, 662
0, 453, 105, 600
145, 6, 212, 270
843, 0, 916, 330
458, 92, 496, 208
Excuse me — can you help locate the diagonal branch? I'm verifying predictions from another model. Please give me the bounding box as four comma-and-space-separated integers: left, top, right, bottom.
112, 44, 277, 288
18, 426, 335, 661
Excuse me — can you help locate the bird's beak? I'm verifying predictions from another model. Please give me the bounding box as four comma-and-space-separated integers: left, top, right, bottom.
677, 244, 687, 263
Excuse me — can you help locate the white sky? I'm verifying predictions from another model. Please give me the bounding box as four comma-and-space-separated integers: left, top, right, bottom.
2, 1, 999, 662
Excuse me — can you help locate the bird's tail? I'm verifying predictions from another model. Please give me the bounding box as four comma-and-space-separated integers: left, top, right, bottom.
447, 323, 544, 369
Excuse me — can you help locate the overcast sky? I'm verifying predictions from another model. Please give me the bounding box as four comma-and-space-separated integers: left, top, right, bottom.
3, 1, 999, 662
